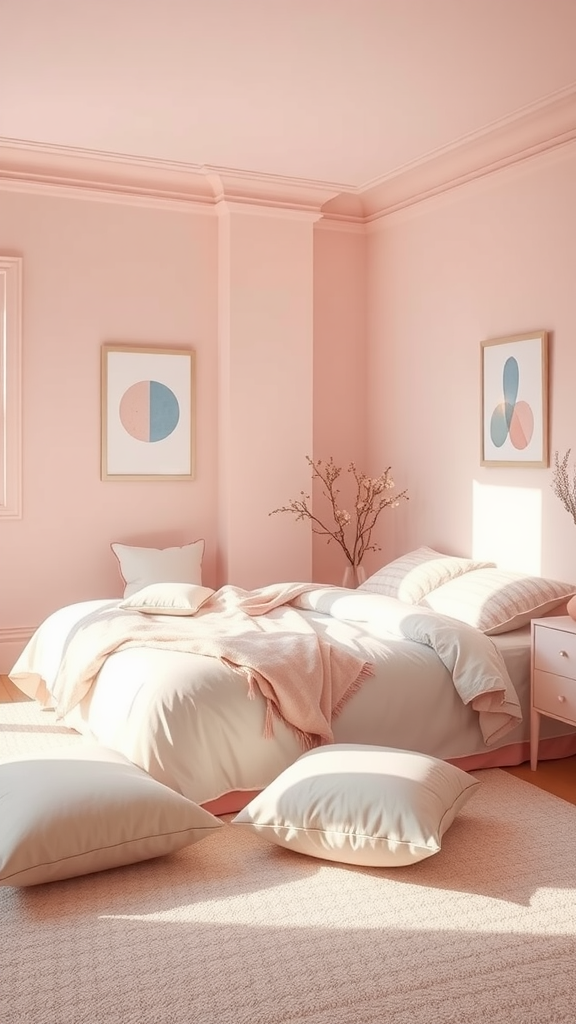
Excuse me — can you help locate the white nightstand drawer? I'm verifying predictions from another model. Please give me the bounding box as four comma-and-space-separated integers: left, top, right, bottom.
533, 668, 576, 720
533, 624, 576, 679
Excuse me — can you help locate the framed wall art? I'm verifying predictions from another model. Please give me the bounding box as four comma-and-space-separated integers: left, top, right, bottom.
101, 344, 195, 481
480, 331, 548, 468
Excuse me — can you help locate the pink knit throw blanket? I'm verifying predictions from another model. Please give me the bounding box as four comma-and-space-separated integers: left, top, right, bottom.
47, 582, 373, 749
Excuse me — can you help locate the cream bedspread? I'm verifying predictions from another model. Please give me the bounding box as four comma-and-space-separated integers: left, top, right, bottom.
292, 588, 522, 745
12, 583, 521, 749
11, 583, 373, 749
10, 585, 525, 807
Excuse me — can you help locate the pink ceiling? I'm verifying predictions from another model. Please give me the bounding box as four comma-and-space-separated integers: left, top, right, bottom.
2, 0, 576, 190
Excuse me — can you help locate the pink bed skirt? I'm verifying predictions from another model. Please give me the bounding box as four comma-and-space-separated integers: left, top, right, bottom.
447, 733, 576, 772
202, 733, 576, 815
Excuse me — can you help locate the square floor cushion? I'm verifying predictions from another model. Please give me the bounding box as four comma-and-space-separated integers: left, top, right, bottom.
0, 744, 222, 886
233, 743, 479, 867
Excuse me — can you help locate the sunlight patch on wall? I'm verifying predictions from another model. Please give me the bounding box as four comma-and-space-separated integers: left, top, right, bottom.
472, 480, 542, 574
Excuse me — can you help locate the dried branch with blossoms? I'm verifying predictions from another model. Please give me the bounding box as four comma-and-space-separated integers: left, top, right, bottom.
270, 456, 409, 568
551, 449, 576, 526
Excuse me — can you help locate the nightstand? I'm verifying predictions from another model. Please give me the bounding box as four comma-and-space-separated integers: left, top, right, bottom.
530, 615, 576, 770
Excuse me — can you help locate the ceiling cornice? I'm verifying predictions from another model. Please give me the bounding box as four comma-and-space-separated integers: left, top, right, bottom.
0, 139, 342, 214
356, 83, 576, 220
1, 85, 575, 222
0, 139, 214, 205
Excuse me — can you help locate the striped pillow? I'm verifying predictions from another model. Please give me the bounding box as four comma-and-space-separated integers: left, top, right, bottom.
358, 547, 496, 604
421, 568, 576, 635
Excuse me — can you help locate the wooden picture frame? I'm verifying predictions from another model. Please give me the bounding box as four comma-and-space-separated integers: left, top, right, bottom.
480, 331, 548, 468
101, 344, 195, 481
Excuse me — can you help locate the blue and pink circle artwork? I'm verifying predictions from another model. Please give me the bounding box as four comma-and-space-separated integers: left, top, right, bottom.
119, 380, 180, 443
489, 356, 534, 451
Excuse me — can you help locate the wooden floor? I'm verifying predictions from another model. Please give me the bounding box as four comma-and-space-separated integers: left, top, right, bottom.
2, 674, 576, 806
504, 753, 576, 806
0, 674, 32, 703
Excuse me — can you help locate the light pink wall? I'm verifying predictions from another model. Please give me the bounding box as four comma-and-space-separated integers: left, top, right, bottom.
0, 191, 219, 641
0, 188, 366, 670
217, 205, 317, 589
7, 135, 572, 674
312, 223, 368, 584
366, 143, 576, 583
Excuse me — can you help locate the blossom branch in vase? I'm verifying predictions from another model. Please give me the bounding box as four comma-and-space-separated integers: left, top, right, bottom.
551, 450, 576, 622
269, 456, 409, 580
551, 449, 576, 526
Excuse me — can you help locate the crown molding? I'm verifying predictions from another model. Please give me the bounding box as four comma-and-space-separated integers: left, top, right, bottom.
215, 199, 323, 222
0, 175, 217, 212
2, 85, 575, 223
314, 217, 365, 234
205, 168, 341, 212
357, 84, 576, 220
0, 139, 215, 205
0, 139, 342, 214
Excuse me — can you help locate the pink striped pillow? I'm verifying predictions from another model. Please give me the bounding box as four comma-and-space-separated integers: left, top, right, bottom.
358, 547, 495, 604
421, 568, 576, 634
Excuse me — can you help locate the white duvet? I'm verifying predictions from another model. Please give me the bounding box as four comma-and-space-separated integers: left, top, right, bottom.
10, 586, 522, 808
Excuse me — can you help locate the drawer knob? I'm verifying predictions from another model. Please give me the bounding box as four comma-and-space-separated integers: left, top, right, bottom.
559, 650, 569, 658
558, 695, 567, 703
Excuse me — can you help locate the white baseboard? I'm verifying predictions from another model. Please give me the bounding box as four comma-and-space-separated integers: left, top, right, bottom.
0, 626, 36, 674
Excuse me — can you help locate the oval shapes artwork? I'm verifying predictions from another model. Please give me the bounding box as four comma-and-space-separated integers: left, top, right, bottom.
481, 332, 547, 468
489, 356, 534, 451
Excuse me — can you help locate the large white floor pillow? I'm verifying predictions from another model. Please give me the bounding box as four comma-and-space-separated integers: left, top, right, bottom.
232, 743, 479, 867
0, 745, 223, 886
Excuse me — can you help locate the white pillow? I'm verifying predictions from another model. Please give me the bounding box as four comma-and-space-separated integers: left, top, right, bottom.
118, 582, 215, 616
421, 568, 576, 635
232, 744, 479, 868
359, 547, 495, 603
0, 745, 222, 886
111, 540, 205, 598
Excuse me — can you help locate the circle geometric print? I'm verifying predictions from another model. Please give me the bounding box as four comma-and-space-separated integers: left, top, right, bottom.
119, 380, 180, 443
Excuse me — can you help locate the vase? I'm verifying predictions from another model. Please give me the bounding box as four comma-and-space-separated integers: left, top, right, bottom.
342, 564, 367, 589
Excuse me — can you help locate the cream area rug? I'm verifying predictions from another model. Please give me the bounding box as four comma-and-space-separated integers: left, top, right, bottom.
1, 701, 576, 1024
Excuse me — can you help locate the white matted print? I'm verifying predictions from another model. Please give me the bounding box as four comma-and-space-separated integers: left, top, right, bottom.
101, 345, 195, 480
481, 332, 548, 468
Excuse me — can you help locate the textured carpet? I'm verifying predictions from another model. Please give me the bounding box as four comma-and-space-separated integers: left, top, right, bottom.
1, 703, 576, 1024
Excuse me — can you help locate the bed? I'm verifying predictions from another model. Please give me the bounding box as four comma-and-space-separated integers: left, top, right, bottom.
10, 545, 576, 815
